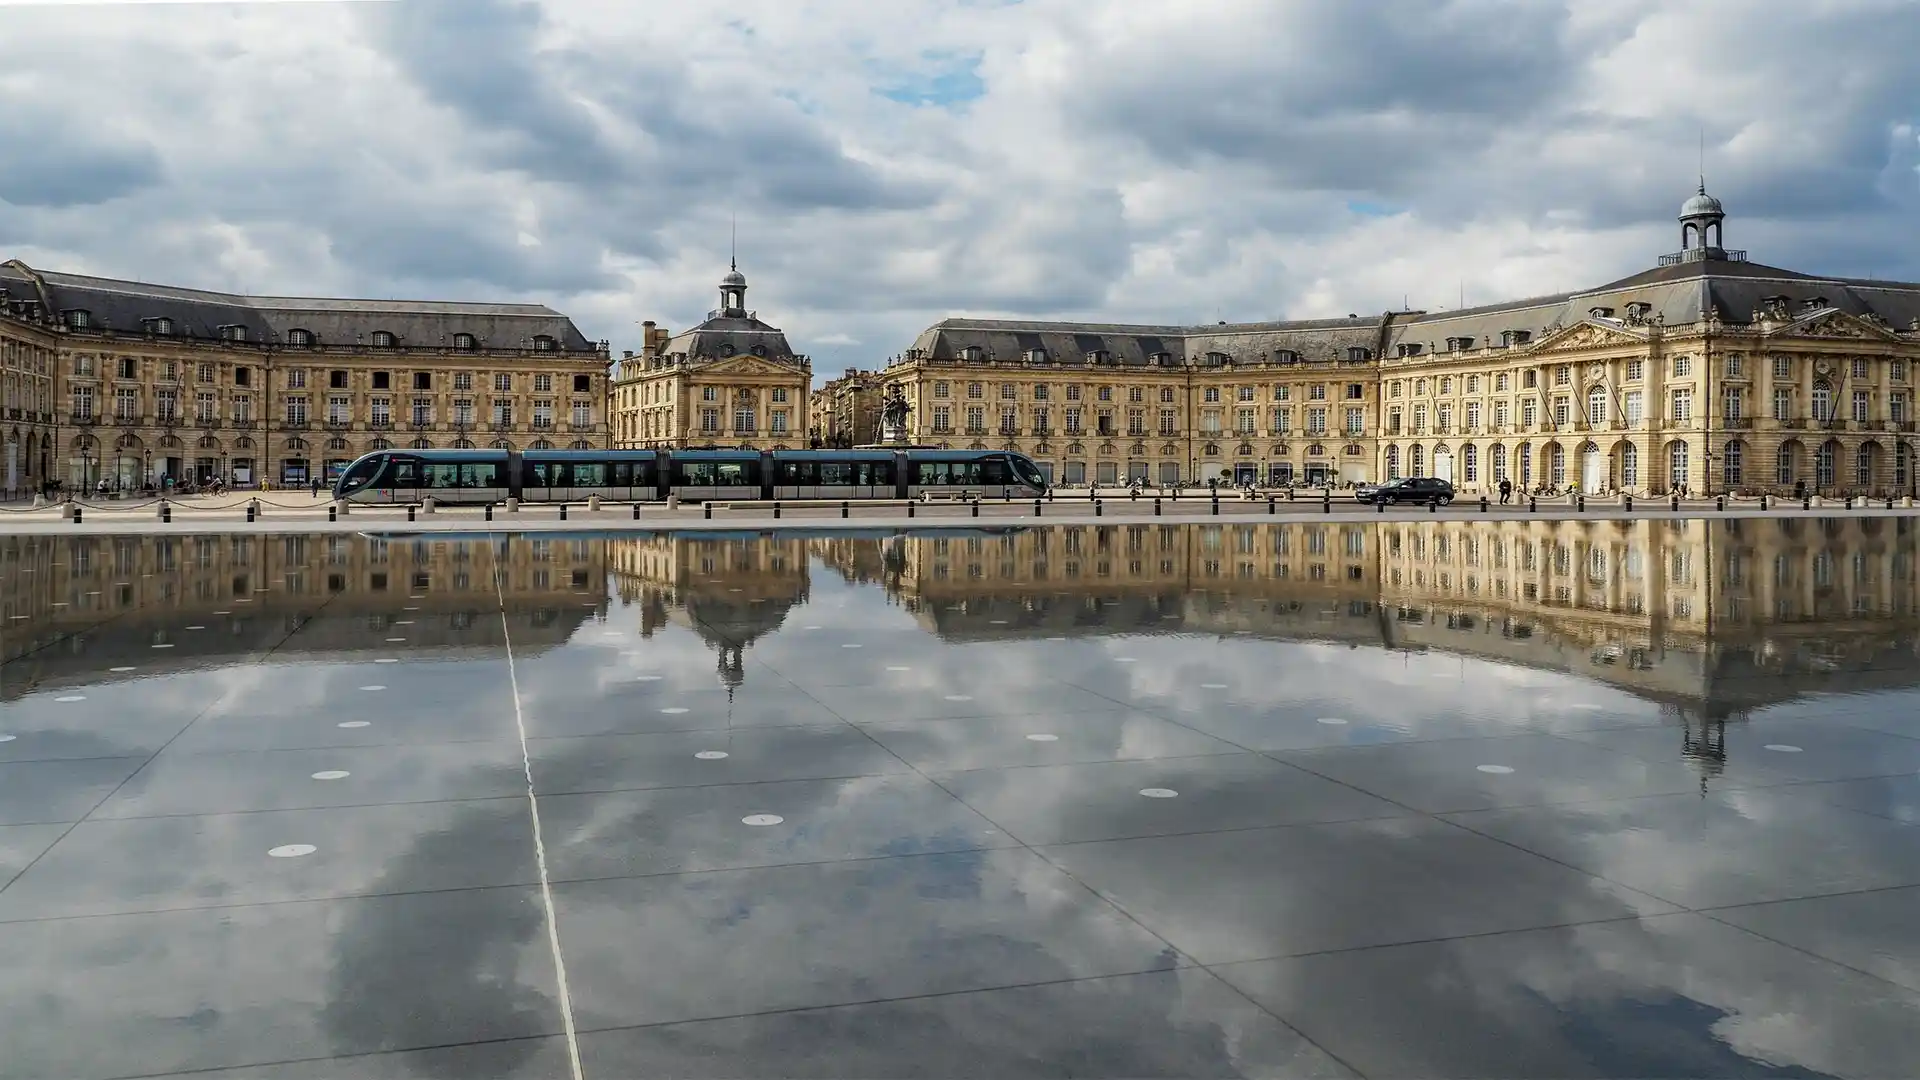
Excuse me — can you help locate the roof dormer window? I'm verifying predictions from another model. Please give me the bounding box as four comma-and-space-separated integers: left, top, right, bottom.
287, 328, 313, 346
1396, 342, 1424, 357
452, 332, 477, 351
63, 309, 90, 330
1589, 306, 1614, 319
1151, 351, 1176, 367
1087, 350, 1111, 365
1204, 351, 1228, 366
1446, 336, 1474, 352
219, 324, 247, 342
1024, 348, 1047, 363
146, 317, 172, 336
1272, 349, 1299, 365
1803, 297, 1828, 312
1624, 302, 1651, 321
960, 345, 983, 362
371, 330, 396, 348
532, 335, 556, 351
1346, 346, 1373, 362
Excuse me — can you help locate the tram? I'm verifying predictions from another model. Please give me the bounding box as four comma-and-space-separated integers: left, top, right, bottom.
331, 447, 1051, 505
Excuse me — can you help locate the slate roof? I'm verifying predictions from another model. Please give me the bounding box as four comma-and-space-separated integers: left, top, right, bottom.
903, 256, 1920, 369
0, 260, 600, 352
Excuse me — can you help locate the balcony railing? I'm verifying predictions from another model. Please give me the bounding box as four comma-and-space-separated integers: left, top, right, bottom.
1723, 417, 1753, 429
281, 420, 311, 430
69, 414, 97, 425
1779, 418, 1807, 429
197, 418, 222, 429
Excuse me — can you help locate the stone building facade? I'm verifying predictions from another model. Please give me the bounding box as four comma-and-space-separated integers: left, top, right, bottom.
809, 367, 884, 447
0, 293, 59, 498
0, 259, 608, 492
608, 264, 811, 449
884, 189, 1920, 496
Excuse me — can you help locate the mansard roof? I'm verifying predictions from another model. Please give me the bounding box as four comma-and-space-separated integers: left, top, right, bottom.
0, 260, 600, 352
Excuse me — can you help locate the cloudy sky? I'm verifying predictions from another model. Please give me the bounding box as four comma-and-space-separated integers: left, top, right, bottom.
1, 0, 1917, 382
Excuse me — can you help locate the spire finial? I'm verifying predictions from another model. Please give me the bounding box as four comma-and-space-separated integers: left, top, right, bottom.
730, 214, 737, 272
1698, 128, 1705, 193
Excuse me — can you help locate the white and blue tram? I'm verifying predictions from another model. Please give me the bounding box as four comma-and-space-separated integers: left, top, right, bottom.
331, 447, 1051, 505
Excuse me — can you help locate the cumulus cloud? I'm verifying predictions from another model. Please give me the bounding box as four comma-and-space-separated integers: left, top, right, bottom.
1, 0, 1916, 379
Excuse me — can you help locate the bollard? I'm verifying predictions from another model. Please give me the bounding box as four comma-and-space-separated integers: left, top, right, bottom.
328, 504, 336, 522
1577, 495, 1586, 513
1844, 495, 1853, 510
1625, 494, 1634, 512
588, 495, 601, 512
559, 504, 568, 521
246, 503, 255, 523
1130, 489, 1138, 501
507, 496, 520, 513
1479, 496, 1488, 513
1210, 497, 1219, 516
1094, 500, 1103, 517
773, 501, 781, 519
405, 505, 414, 522
632, 503, 640, 520
74, 505, 83, 525
1321, 493, 1331, 513
1154, 498, 1162, 516
1267, 497, 1276, 516
1376, 498, 1384, 514
1671, 494, 1680, 512
1429, 498, 1438, 513
486, 504, 494, 522
1286, 488, 1295, 502
1888, 496, 1896, 510
1529, 496, 1537, 513
704, 503, 712, 519
161, 502, 171, 524
841, 501, 850, 519
973, 501, 981, 518
1035, 499, 1043, 517
1803, 495, 1812, 511
1717, 496, 1725, 512
907, 501, 916, 518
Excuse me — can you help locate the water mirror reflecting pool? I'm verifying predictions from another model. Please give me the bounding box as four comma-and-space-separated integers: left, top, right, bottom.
3, 519, 1919, 1078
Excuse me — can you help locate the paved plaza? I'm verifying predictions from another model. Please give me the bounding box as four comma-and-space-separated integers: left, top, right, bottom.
2, 521, 1919, 1078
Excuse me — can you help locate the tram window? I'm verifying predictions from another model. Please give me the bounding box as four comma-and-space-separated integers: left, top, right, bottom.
678, 460, 757, 486
387, 458, 419, 487
419, 462, 460, 489
918, 460, 984, 485
819, 461, 854, 485
776, 460, 815, 484
981, 458, 1011, 486
570, 461, 608, 486
859, 460, 894, 486
460, 462, 502, 488
339, 457, 382, 488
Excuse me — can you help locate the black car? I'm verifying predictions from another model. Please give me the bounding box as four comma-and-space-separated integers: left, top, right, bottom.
1358, 477, 1455, 506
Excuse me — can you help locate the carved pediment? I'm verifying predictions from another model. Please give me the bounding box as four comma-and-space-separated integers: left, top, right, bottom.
1774, 311, 1898, 342
1532, 320, 1649, 354
694, 355, 802, 377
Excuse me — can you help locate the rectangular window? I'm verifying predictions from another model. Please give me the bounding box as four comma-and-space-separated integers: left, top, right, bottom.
284, 395, 308, 425
371, 396, 392, 426
1034, 385, 1050, 401
232, 394, 252, 423
1201, 409, 1221, 435
1772, 355, 1791, 379
1236, 385, 1254, 402
533, 374, 552, 393
933, 381, 949, 398
287, 369, 306, 389
700, 408, 719, 433
1723, 389, 1741, 421
1130, 408, 1148, 436
1670, 388, 1692, 421
1437, 404, 1452, 432
1033, 406, 1050, 433
71, 386, 94, 419
1495, 401, 1510, 427
533, 401, 554, 429
1555, 366, 1570, 387
1495, 373, 1509, 391
965, 405, 984, 432
155, 388, 177, 422
1307, 407, 1327, 435
1726, 354, 1744, 377
1852, 358, 1869, 380
1001, 406, 1019, 435
1672, 356, 1691, 377
494, 373, 512, 392
197, 363, 214, 384
1890, 393, 1908, 423
327, 395, 350, 424
1553, 399, 1569, 427
1522, 401, 1537, 427
1203, 387, 1219, 403
1588, 393, 1606, 426
1892, 360, 1907, 383
1772, 388, 1790, 419
1853, 390, 1870, 422
453, 399, 473, 424
412, 398, 433, 425
1309, 384, 1327, 401
1096, 386, 1112, 402
493, 401, 513, 426
1000, 384, 1016, 400
1160, 408, 1176, 435
1413, 405, 1427, 432
771, 409, 788, 433
1626, 360, 1643, 381
1274, 406, 1292, 432
453, 372, 472, 391
1345, 407, 1364, 435
1064, 407, 1082, 435
932, 405, 951, 432
572, 401, 591, 427
196, 392, 217, 423
1466, 402, 1482, 429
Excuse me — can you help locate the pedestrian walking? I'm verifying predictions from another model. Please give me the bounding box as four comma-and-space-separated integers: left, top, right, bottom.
1499, 478, 1513, 505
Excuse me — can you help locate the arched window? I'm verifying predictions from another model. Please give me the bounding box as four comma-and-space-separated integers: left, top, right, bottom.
1816, 440, 1837, 487
1668, 440, 1690, 490
1492, 443, 1508, 481
1549, 443, 1566, 486
1519, 444, 1533, 486
453, 333, 477, 351
1620, 443, 1638, 488
1463, 444, 1478, 484
1723, 440, 1744, 487
370, 438, 391, 450
1587, 386, 1608, 426
1385, 445, 1401, 479
1897, 442, 1912, 490
1411, 444, 1425, 475
1812, 382, 1833, 423
532, 335, 556, 351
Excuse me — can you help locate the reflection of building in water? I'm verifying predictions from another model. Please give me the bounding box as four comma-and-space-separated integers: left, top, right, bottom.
609, 532, 811, 691
0, 533, 608, 692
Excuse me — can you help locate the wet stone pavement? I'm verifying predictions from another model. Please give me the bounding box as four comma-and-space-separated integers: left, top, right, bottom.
2, 522, 1920, 1078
